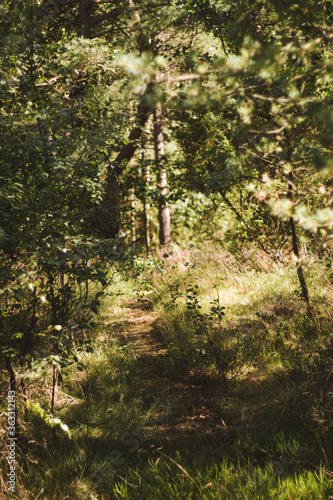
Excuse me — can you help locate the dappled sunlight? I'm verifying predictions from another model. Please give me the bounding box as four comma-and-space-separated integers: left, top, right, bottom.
2, 0, 333, 496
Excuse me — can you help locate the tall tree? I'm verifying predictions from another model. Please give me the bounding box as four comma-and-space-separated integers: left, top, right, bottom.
154, 102, 171, 248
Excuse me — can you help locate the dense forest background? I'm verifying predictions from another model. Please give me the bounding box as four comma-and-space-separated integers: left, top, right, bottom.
1, 0, 333, 498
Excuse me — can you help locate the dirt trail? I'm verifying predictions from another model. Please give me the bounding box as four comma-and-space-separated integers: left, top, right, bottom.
116, 305, 166, 357
111, 303, 237, 458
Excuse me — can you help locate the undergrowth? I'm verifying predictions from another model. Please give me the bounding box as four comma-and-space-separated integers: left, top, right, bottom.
1, 243, 333, 499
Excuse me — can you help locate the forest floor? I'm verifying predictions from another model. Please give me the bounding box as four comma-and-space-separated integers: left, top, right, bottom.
106, 303, 236, 460
85, 253, 333, 499
90, 290, 333, 499
2, 250, 333, 499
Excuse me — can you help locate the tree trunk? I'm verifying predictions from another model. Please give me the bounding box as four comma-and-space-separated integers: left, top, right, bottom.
141, 132, 151, 255
102, 82, 155, 238
79, 0, 93, 38
75, 3, 156, 240
283, 133, 312, 314
5, 357, 16, 393
287, 171, 312, 313
153, 102, 171, 248
131, 187, 136, 244
103, 167, 121, 239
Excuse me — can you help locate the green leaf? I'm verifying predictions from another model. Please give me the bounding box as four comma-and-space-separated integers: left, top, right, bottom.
13, 291, 24, 301
90, 300, 98, 314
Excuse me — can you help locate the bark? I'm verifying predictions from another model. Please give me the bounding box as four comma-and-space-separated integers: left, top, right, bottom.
131, 187, 136, 244
90, 8, 122, 27
77, 1, 124, 38
79, 0, 93, 38
154, 102, 171, 248
103, 82, 156, 238
142, 132, 151, 256
51, 365, 58, 415
5, 357, 16, 393
21, 377, 28, 422
287, 171, 312, 313
282, 132, 312, 313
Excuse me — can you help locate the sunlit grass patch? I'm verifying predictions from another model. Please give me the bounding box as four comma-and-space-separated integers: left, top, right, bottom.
148, 243, 333, 355
99, 274, 138, 322
112, 453, 331, 499
60, 339, 146, 437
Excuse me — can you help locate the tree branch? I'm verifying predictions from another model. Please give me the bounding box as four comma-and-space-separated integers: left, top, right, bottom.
90, 8, 122, 26
158, 73, 209, 83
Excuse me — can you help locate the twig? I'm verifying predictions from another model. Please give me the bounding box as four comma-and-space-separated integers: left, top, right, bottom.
35, 76, 62, 87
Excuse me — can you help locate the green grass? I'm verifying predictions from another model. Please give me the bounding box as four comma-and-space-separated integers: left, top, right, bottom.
1, 244, 333, 499
112, 455, 330, 499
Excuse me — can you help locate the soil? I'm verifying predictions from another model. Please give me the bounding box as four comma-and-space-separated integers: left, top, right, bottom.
111, 303, 241, 461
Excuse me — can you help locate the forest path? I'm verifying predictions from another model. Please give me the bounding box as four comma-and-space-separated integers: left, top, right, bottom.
113, 304, 166, 358
107, 302, 239, 459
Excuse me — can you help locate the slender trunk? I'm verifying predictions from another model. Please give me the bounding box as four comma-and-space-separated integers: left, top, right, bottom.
287, 172, 312, 313
142, 136, 151, 256
153, 102, 171, 248
20, 377, 28, 422
131, 187, 136, 244
51, 365, 58, 415
129, 99, 136, 245
49, 273, 59, 416
5, 357, 16, 393
280, 133, 312, 313
104, 170, 121, 239
51, 364, 58, 441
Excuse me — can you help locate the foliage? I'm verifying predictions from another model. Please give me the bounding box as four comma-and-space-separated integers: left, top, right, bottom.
26, 400, 72, 436
162, 0, 333, 257
160, 276, 259, 381
1, 0, 333, 497
0, 0, 134, 431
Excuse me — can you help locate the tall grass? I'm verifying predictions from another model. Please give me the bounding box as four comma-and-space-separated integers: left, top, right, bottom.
112, 454, 330, 499
1, 243, 332, 499
148, 244, 333, 371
